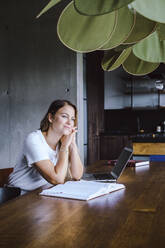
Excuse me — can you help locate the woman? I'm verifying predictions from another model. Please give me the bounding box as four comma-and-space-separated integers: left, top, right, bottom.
7, 99, 84, 194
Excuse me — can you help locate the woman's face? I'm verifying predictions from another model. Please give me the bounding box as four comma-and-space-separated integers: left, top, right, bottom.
49, 105, 76, 135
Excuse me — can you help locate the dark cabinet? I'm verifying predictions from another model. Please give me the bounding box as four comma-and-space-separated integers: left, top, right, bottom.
100, 135, 132, 160
104, 67, 131, 110
160, 92, 165, 107
104, 66, 165, 110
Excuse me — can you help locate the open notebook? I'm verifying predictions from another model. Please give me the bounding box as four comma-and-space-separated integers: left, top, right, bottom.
40, 180, 125, 201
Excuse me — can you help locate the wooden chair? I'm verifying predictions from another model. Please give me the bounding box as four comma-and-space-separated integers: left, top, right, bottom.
0, 187, 21, 204
0, 168, 20, 204
0, 168, 13, 187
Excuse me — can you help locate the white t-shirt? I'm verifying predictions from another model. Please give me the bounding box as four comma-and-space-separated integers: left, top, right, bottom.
8, 130, 59, 191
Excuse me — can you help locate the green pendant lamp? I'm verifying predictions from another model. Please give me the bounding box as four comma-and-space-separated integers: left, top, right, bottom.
132, 0, 165, 23
123, 51, 159, 75
133, 31, 165, 63
100, 7, 135, 50
57, 1, 117, 52
74, 0, 135, 16
102, 47, 132, 71
123, 11, 156, 44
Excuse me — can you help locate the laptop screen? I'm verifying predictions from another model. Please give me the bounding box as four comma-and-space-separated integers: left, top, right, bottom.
111, 147, 133, 179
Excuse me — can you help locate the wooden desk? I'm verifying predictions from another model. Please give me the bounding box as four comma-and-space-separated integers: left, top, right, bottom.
0, 162, 165, 248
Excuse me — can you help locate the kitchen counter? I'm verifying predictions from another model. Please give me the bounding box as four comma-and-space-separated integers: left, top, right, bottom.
133, 142, 165, 155
132, 133, 165, 142
99, 132, 165, 159
101, 132, 165, 143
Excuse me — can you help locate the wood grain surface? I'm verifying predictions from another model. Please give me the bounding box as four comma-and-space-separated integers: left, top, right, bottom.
133, 142, 165, 155
0, 162, 165, 248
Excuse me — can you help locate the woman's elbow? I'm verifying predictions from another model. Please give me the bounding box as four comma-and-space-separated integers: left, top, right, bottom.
72, 177, 81, 181
56, 178, 65, 184
72, 173, 83, 181
49, 176, 65, 185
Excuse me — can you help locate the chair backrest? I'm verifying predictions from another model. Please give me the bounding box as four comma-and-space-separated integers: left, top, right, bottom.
0, 168, 13, 187
0, 168, 21, 205
0, 187, 20, 204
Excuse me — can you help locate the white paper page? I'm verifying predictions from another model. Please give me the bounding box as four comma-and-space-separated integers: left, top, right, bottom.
40, 180, 108, 199
40, 180, 125, 200
135, 161, 150, 167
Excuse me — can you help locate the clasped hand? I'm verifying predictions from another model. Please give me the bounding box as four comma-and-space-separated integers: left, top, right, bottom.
60, 127, 77, 149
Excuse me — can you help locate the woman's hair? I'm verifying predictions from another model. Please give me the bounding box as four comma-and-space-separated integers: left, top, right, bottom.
40, 99, 77, 132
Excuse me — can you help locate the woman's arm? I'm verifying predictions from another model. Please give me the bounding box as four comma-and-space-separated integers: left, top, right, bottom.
34, 147, 70, 185
34, 132, 75, 185
68, 130, 84, 180
69, 143, 84, 180
34, 128, 83, 184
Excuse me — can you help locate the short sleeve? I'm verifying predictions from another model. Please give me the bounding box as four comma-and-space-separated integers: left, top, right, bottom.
23, 132, 50, 167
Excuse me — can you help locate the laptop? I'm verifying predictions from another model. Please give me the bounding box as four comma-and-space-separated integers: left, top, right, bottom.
83, 147, 133, 182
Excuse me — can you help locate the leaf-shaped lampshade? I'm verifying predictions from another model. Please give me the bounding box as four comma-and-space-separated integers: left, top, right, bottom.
102, 47, 132, 71
157, 24, 165, 41
74, 0, 135, 16
114, 43, 134, 52
123, 51, 159, 75
132, 0, 165, 23
36, 0, 62, 18
133, 31, 165, 63
100, 7, 135, 50
57, 1, 117, 52
124, 11, 156, 44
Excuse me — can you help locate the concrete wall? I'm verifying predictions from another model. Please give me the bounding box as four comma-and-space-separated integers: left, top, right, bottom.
0, 0, 83, 168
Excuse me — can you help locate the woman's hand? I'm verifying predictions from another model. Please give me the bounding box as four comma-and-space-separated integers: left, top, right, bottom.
60, 127, 77, 149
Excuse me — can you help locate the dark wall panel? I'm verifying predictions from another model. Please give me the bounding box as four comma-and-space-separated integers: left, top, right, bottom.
86, 51, 104, 165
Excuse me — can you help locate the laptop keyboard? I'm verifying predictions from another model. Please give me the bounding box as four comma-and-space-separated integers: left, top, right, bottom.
83, 173, 114, 180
